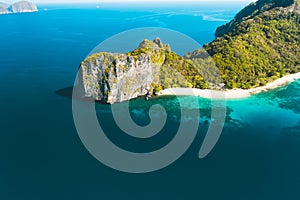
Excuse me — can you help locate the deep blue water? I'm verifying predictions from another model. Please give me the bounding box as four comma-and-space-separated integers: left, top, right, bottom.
1, 2, 300, 200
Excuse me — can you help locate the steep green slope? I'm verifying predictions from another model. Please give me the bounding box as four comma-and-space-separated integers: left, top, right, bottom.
204, 0, 300, 89
215, 0, 296, 37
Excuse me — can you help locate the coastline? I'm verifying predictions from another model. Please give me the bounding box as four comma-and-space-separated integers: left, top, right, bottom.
158, 72, 300, 99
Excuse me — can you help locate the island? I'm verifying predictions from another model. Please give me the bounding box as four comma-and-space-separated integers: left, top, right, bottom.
0, 3, 9, 14
78, 0, 300, 103
0, 1, 38, 15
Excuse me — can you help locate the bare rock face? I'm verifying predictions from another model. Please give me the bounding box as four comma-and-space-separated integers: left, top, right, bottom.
79, 39, 166, 104
79, 53, 160, 104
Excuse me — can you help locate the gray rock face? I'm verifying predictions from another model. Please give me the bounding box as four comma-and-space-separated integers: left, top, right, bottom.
79, 52, 160, 104
0, 1, 38, 14
79, 39, 172, 104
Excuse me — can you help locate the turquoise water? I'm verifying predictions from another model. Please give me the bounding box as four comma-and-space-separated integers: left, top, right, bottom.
1, 2, 300, 199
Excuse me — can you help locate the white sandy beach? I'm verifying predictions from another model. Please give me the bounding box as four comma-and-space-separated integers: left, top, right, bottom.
158, 72, 300, 99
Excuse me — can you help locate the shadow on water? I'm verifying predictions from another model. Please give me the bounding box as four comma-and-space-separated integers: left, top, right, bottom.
55, 86, 74, 100
55, 86, 161, 104
54, 86, 246, 128
55, 86, 107, 104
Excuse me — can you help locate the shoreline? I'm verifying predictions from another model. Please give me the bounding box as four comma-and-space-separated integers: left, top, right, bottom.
158, 72, 300, 99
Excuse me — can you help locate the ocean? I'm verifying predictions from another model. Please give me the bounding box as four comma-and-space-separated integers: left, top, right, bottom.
0, 2, 300, 199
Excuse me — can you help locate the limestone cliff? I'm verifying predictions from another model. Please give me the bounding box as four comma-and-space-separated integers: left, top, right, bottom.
79, 38, 206, 104
0, 1, 38, 14
10, 1, 38, 13
80, 52, 159, 104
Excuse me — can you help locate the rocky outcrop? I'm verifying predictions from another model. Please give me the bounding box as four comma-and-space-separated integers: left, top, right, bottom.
79, 39, 166, 104
0, 1, 38, 15
10, 1, 38, 13
79, 38, 205, 104
80, 52, 159, 104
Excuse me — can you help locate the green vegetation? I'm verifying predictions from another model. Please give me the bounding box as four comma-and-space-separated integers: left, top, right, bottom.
204, 0, 300, 89
151, 83, 163, 93
125, 39, 209, 92
215, 0, 296, 37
